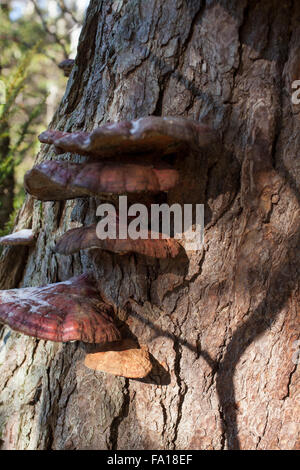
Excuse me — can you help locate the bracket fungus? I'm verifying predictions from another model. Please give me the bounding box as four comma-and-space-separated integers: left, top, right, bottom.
24, 160, 179, 201
54, 223, 181, 259
38, 116, 219, 159
0, 229, 36, 247
0, 274, 121, 343
84, 339, 152, 379
58, 58, 75, 77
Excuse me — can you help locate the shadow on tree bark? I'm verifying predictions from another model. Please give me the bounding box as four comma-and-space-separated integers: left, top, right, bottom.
127, 216, 299, 448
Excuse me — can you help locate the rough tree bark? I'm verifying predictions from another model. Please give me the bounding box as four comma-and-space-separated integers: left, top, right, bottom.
0, 0, 299, 450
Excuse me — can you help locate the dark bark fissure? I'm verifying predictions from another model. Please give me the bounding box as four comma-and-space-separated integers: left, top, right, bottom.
108, 379, 130, 450
172, 338, 188, 448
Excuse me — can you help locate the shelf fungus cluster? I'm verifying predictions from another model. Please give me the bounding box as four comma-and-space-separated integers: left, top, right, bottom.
0, 116, 218, 378
24, 116, 217, 259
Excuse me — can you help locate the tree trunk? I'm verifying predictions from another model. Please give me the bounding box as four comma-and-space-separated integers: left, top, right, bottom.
0, 0, 299, 450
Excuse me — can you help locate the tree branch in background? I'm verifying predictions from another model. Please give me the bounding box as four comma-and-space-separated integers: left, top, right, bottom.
57, 0, 81, 26
30, 0, 69, 58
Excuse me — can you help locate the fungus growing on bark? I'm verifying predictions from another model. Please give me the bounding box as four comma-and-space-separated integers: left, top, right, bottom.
54, 223, 181, 259
24, 160, 179, 201
0, 274, 121, 343
37, 129, 70, 155
58, 58, 75, 77
38, 129, 70, 144
0, 229, 36, 247
84, 339, 152, 378
38, 116, 219, 158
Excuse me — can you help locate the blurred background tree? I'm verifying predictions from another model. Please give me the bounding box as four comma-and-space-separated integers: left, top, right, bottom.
0, 0, 88, 234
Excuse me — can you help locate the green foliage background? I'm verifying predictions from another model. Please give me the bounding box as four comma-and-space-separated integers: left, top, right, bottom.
0, 0, 84, 236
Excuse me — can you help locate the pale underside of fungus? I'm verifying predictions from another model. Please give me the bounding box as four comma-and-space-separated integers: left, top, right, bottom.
54, 223, 181, 259
38, 116, 219, 159
24, 159, 179, 201
84, 339, 152, 378
0, 274, 121, 343
0, 229, 36, 247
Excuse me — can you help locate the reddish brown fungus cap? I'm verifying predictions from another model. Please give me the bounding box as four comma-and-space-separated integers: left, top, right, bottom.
0, 274, 121, 343
24, 160, 179, 201
54, 223, 181, 259
38, 129, 71, 145
0, 229, 35, 247
38, 116, 219, 158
